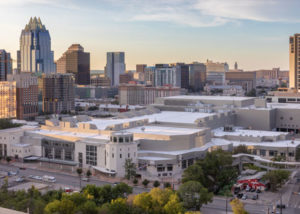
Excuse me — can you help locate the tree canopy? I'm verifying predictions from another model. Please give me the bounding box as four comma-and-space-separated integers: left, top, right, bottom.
182, 149, 238, 194
262, 170, 291, 192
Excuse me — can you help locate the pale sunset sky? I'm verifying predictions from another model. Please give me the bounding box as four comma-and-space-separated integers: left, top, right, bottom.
0, 0, 299, 70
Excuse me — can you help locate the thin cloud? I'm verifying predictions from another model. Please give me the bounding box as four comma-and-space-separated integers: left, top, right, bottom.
1, 0, 300, 26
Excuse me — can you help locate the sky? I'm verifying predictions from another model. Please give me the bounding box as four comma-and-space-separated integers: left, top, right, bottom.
0, 0, 299, 71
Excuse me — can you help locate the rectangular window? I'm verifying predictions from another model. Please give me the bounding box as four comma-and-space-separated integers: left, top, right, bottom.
157, 164, 165, 172
86, 145, 97, 166
167, 164, 173, 171
181, 160, 187, 169
260, 150, 266, 156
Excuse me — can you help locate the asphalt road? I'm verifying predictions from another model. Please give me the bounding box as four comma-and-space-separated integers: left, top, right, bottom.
1, 163, 300, 214
0, 164, 146, 194
202, 197, 300, 214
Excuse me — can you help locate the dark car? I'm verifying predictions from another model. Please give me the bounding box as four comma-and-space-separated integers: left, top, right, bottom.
19, 167, 26, 170
250, 188, 256, 192
237, 193, 243, 199
276, 204, 286, 209
256, 189, 261, 193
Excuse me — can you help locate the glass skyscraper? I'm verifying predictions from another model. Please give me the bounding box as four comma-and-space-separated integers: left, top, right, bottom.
105, 52, 125, 86
18, 17, 55, 74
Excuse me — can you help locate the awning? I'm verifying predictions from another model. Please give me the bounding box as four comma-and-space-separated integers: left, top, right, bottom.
23, 156, 40, 161
92, 166, 116, 174
39, 158, 78, 166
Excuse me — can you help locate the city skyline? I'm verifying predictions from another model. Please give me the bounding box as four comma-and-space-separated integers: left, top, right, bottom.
1, 0, 300, 70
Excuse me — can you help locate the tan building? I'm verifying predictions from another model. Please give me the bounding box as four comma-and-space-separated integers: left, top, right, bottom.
42, 73, 74, 114
289, 34, 300, 91
0, 81, 16, 119
225, 71, 256, 93
90, 76, 110, 87
7, 73, 38, 120
136, 64, 147, 73
119, 73, 133, 84
119, 84, 181, 105
206, 60, 228, 85
56, 44, 90, 85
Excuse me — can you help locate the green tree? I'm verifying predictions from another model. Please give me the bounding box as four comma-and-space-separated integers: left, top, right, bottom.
178, 181, 213, 211
262, 170, 291, 191
153, 180, 160, 187
86, 169, 92, 181
44, 199, 75, 214
133, 178, 138, 185
6, 156, 12, 164
196, 149, 238, 193
112, 182, 133, 199
77, 200, 99, 214
142, 179, 149, 188
76, 168, 83, 189
230, 198, 248, 214
163, 194, 184, 214
164, 182, 171, 189
124, 158, 136, 180
108, 198, 131, 214
182, 164, 204, 184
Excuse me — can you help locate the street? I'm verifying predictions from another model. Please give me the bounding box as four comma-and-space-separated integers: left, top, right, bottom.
1, 163, 300, 214
202, 197, 300, 214
0, 163, 146, 194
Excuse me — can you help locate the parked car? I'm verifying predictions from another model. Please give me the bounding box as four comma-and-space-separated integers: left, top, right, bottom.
32, 176, 42, 180
276, 204, 286, 209
256, 189, 261, 193
242, 194, 247, 200
237, 193, 243, 199
245, 186, 251, 192
8, 171, 17, 176
252, 195, 258, 200
81, 177, 88, 182
250, 188, 256, 192
64, 187, 73, 193
19, 167, 26, 170
15, 177, 24, 182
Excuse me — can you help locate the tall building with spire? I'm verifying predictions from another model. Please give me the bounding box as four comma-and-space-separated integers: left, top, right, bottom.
18, 17, 55, 74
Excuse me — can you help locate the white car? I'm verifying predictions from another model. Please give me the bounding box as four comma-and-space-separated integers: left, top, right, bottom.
81, 177, 88, 181
15, 177, 24, 182
32, 175, 42, 180
9, 171, 17, 176
242, 194, 247, 200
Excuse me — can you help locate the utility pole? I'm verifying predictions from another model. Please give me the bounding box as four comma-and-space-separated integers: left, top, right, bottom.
280, 193, 283, 214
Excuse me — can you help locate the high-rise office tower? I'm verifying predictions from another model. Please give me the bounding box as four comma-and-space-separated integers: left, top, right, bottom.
56, 44, 90, 85
0, 81, 16, 119
0, 50, 12, 81
170, 63, 189, 89
105, 52, 125, 86
289, 34, 300, 91
7, 73, 38, 120
189, 62, 206, 91
42, 73, 74, 114
153, 64, 181, 87
18, 17, 55, 74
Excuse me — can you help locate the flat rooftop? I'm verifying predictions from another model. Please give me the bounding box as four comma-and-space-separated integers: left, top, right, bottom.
30, 129, 109, 141
162, 95, 254, 101
85, 111, 215, 130
213, 127, 288, 137
126, 125, 204, 136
